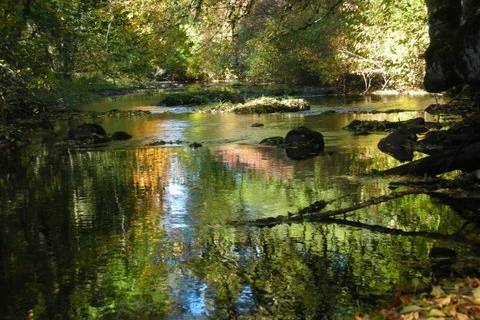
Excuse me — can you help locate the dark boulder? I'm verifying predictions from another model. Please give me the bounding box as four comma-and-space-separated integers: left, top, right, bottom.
402, 117, 427, 134
111, 131, 132, 141
285, 127, 324, 160
259, 137, 284, 146
378, 129, 418, 162
189, 142, 203, 148
67, 124, 110, 144
251, 123, 264, 127
375, 119, 426, 162
68, 123, 106, 139
344, 119, 396, 133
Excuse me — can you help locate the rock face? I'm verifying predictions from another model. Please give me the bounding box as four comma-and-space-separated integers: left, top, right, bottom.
285, 127, 324, 160
424, 0, 480, 92
67, 124, 109, 143
111, 131, 132, 141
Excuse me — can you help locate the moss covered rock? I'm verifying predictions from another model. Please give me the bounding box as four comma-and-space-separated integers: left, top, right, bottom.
201, 97, 310, 114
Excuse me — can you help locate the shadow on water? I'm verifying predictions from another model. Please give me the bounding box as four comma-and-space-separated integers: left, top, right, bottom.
0, 93, 478, 319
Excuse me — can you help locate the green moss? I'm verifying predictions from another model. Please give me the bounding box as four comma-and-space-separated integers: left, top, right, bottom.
200, 97, 310, 114
157, 87, 245, 106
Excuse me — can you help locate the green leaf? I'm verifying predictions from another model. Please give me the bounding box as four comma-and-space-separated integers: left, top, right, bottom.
431, 286, 445, 298
400, 305, 423, 314
472, 288, 480, 299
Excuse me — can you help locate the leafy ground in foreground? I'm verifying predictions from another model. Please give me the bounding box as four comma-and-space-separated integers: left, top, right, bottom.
358, 278, 480, 320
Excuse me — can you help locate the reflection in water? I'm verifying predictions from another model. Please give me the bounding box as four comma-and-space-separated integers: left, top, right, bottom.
215, 144, 295, 180
0, 94, 478, 319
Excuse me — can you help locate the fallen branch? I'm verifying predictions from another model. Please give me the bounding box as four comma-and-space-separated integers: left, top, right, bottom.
233, 190, 424, 227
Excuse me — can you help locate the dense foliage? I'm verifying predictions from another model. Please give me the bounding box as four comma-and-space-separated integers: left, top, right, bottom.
0, 0, 428, 100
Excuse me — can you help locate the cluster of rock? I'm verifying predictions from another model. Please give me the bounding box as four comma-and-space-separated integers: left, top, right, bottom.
345, 114, 480, 162
146, 140, 204, 148
344, 118, 434, 136
67, 124, 132, 145
344, 111, 480, 176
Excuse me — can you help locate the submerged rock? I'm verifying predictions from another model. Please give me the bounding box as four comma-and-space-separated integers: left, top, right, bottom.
147, 140, 167, 146
345, 118, 427, 134
259, 136, 284, 146
251, 123, 264, 127
67, 124, 133, 145
111, 131, 132, 141
285, 127, 324, 160
147, 140, 184, 146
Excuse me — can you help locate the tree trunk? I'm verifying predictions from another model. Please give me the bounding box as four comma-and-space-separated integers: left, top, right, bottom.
424, 0, 480, 92
424, 0, 462, 92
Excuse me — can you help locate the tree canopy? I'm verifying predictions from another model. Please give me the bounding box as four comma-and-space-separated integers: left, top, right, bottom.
0, 0, 430, 94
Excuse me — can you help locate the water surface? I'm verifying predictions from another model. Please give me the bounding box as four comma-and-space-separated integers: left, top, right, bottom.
1, 91, 478, 319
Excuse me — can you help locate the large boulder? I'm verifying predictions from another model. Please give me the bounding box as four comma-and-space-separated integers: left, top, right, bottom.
376, 118, 442, 161
67, 124, 110, 144
284, 127, 324, 160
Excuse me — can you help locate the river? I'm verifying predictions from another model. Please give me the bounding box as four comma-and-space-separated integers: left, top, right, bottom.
1, 89, 478, 319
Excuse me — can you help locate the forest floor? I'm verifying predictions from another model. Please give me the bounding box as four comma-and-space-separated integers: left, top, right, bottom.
359, 277, 480, 320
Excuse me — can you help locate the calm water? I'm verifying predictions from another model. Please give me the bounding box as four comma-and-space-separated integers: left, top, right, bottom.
1, 91, 478, 319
